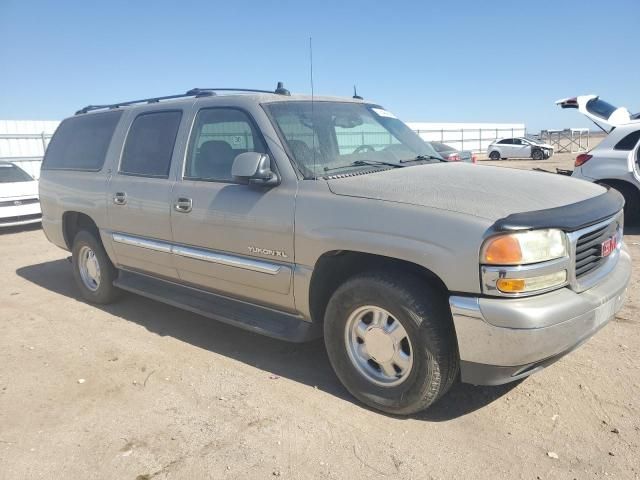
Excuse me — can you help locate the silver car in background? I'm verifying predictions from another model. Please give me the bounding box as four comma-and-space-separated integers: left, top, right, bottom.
430, 142, 476, 163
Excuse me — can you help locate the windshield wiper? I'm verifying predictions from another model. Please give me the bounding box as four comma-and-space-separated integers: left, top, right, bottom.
399, 154, 445, 163
323, 159, 404, 172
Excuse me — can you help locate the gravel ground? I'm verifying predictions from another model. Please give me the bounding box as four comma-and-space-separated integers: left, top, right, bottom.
1, 153, 639, 479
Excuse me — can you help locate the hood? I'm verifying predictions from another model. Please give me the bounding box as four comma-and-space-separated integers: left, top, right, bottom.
0, 180, 39, 199
326, 163, 606, 222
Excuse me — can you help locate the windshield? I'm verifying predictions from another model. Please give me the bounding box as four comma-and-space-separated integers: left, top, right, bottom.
0, 163, 33, 183
264, 102, 442, 178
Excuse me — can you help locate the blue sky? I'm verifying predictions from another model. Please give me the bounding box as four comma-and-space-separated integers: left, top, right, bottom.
0, 0, 638, 131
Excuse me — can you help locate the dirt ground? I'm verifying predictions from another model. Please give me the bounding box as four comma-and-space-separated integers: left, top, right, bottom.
1, 153, 639, 479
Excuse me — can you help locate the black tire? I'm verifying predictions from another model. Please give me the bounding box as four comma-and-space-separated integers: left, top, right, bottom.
71, 230, 121, 304
489, 151, 501, 160
531, 149, 544, 160
599, 182, 640, 226
323, 271, 459, 415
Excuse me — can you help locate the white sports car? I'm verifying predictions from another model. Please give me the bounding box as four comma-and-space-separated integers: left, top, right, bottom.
0, 162, 41, 227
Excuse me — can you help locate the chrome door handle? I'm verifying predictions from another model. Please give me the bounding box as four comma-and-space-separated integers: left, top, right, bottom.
174, 197, 192, 213
113, 192, 127, 205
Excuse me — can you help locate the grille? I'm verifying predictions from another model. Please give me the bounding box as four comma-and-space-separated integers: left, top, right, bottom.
574, 220, 619, 278
0, 213, 41, 225
0, 197, 39, 207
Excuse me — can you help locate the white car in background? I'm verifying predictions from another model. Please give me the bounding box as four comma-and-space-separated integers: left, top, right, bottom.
0, 162, 41, 227
557, 94, 640, 222
487, 137, 554, 160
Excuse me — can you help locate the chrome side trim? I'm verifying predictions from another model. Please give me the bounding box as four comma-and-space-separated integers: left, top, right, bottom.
172, 245, 280, 275
112, 232, 172, 253
111, 232, 281, 275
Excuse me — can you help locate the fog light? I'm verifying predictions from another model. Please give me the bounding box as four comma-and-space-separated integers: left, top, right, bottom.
496, 271, 567, 294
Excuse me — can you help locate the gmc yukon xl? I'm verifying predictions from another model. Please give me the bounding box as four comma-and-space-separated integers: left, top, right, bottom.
39, 85, 631, 414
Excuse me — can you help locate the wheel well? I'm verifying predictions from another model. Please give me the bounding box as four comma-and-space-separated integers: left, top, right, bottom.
62, 212, 99, 250
308, 251, 449, 324
596, 179, 639, 196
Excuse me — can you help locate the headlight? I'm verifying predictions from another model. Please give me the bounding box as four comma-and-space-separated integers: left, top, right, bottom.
481, 229, 567, 265
480, 229, 569, 296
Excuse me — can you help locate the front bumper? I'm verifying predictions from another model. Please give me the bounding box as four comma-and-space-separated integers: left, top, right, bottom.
0, 202, 42, 227
450, 247, 631, 385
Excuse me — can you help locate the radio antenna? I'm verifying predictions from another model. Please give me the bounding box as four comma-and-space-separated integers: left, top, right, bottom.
309, 36, 317, 179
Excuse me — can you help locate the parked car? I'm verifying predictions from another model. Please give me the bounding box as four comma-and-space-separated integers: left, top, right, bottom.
0, 161, 41, 227
430, 142, 476, 163
557, 95, 640, 223
487, 137, 553, 160
40, 85, 631, 415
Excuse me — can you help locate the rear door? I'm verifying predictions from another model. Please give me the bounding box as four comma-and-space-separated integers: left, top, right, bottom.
169, 105, 296, 311
107, 108, 187, 279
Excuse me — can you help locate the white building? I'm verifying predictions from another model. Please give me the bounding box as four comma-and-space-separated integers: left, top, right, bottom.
0, 120, 59, 179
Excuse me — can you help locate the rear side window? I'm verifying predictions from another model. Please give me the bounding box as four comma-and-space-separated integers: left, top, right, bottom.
614, 129, 640, 151
498, 139, 513, 144
119, 110, 182, 178
43, 111, 122, 171
185, 108, 266, 182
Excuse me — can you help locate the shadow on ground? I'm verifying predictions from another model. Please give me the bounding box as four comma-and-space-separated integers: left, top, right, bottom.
0, 222, 42, 235
17, 258, 518, 421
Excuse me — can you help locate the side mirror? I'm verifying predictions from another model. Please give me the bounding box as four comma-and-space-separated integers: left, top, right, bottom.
232, 152, 279, 187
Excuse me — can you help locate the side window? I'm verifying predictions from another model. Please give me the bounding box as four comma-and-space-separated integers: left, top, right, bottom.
614, 130, 640, 151
185, 108, 266, 182
119, 110, 182, 178
498, 139, 513, 145
43, 111, 122, 171
512, 138, 522, 145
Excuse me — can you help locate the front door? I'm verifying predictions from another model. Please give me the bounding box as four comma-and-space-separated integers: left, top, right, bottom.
510, 138, 531, 158
107, 109, 185, 279
170, 106, 296, 311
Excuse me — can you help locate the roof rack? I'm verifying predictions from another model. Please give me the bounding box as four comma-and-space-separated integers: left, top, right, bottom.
75, 82, 291, 115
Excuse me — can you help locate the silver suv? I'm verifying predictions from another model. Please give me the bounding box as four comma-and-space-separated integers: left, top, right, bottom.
40, 85, 631, 414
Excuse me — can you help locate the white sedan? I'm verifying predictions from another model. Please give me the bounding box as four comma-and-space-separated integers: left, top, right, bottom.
0, 162, 41, 227
487, 137, 554, 160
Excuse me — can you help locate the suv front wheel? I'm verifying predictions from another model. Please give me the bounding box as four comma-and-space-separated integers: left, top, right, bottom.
71, 230, 121, 304
323, 272, 459, 415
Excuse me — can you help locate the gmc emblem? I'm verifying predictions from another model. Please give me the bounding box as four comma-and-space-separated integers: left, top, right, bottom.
601, 236, 617, 258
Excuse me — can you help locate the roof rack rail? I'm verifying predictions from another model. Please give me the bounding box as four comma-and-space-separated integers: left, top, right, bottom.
75, 82, 291, 115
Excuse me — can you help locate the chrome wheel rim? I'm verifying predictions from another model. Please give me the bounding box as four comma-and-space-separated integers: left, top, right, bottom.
344, 306, 413, 387
78, 245, 101, 292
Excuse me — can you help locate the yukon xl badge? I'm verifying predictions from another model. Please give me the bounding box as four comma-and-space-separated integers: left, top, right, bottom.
248, 246, 288, 259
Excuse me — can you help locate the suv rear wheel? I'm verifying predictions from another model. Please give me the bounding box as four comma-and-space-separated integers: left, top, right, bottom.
71, 230, 121, 304
323, 272, 459, 415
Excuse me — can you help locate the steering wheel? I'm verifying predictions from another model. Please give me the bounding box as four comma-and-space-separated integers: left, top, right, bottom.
352, 145, 375, 154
